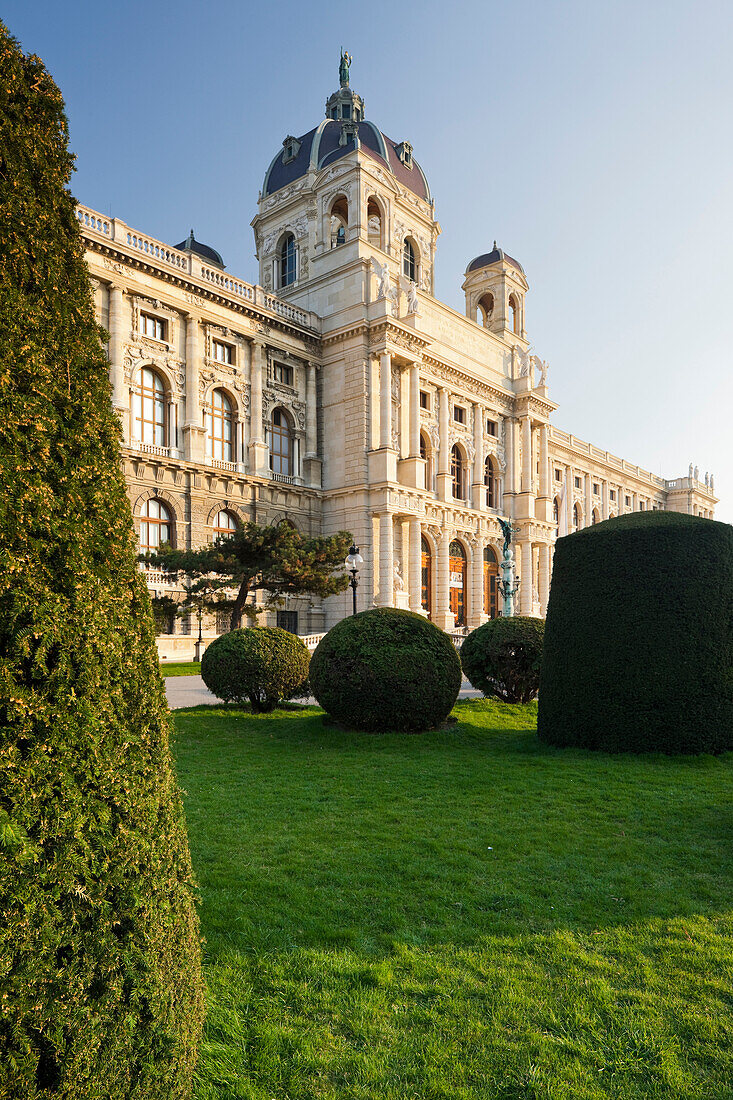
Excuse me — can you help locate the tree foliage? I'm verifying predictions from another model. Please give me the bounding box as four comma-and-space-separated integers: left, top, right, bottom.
150, 522, 352, 630
0, 22, 203, 1098
200, 627, 310, 711
461, 617, 545, 704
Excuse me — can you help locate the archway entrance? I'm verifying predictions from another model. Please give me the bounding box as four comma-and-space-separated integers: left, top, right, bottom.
421, 536, 432, 619
484, 545, 499, 619
449, 539, 467, 627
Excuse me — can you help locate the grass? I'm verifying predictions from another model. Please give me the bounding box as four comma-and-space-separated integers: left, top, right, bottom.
160, 661, 201, 677
173, 699, 733, 1099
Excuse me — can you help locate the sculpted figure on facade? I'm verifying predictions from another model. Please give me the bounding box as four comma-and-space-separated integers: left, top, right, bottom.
370, 257, 391, 300
399, 275, 420, 315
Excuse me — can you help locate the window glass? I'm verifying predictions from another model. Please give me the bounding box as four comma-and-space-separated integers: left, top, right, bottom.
133, 367, 166, 446
213, 340, 233, 364
402, 239, 416, 281
212, 509, 237, 538
140, 312, 165, 341
270, 408, 293, 476
207, 389, 234, 461
274, 363, 294, 386
139, 498, 171, 551
280, 235, 296, 287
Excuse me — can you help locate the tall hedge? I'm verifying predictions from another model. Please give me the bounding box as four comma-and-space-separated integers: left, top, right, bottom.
537, 511, 733, 753
0, 23, 203, 1099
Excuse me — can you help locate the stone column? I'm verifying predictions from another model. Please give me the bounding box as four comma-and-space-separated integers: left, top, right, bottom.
184, 313, 205, 461
470, 534, 486, 627
506, 418, 517, 496
539, 542, 551, 615
434, 530, 453, 631
409, 361, 421, 457
518, 542, 532, 614
379, 351, 392, 449
409, 518, 423, 614
602, 480, 609, 519
303, 361, 321, 488
437, 388, 451, 501
248, 339, 268, 476
539, 423, 549, 498
566, 465, 573, 531
522, 416, 532, 492
378, 512, 394, 606
585, 475, 592, 527
472, 403, 484, 510
108, 285, 126, 416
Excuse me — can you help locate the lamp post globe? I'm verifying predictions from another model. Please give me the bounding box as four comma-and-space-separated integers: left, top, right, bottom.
345, 544, 364, 615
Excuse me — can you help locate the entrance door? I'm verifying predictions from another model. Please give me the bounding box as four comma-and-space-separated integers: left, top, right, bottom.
484, 545, 499, 618
449, 540, 467, 627
421, 536, 432, 619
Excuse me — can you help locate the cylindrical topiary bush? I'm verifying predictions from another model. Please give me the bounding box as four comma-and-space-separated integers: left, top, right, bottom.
461, 616, 544, 703
538, 511, 733, 753
201, 626, 310, 711
309, 607, 462, 731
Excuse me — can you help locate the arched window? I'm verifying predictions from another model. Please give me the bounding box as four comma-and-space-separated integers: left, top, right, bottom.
484, 545, 499, 619
420, 430, 434, 492
212, 509, 237, 539
403, 238, 416, 281
330, 196, 348, 249
451, 444, 465, 500
477, 292, 494, 328
280, 233, 296, 287
553, 497, 560, 525
421, 535, 432, 618
573, 502, 581, 531
592, 508, 600, 526
509, 294, 519, 334
367, 197, 383, 249
139, 498, 172, 551
133, 367, 167, 446
485, 455, 500, 509
270, 408, 294, 476
449, 539, 467, 627
207, 388, 234, 462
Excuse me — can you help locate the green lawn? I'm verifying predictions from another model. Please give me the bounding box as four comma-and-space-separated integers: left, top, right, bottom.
173, 699, 733, 1099
161, 661, 201, 677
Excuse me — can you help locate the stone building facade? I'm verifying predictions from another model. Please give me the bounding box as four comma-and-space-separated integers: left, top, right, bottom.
78, 59, 717, 656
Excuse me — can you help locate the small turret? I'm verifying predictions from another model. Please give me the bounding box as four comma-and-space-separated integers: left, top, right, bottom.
462, 242, 528, 339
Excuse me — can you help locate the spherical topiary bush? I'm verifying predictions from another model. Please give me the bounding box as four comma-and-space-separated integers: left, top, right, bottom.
461, 616, 545, 703
538, 511, 733, 754
309, 607, 462, 732
201, 626, 310, 712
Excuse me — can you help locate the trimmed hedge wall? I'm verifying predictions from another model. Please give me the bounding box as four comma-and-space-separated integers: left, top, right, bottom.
537, 511, 733, 754
0, 23, 203, 1099
310, 608, 462, 731
201, 626, 310, 711
461, 616, 544, 703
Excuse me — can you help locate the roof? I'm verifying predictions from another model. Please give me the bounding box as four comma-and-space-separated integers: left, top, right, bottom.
467, 246, 524, 276
263, 119, 430, 201
174, 229, 224, 268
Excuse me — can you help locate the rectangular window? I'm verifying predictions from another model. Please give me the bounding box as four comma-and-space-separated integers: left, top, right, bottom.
610, 490, 616, 501
593, 482, 600, 495
274, 363, 294, 386
420, 390, 430, 410
213, 340, 234, 365
486, 419, 498, 437
453, 405, 466, 424
140, 312, 166, 341
640, 500, 645, 510
574, 476, 581, 489
625, 495, 631, 507
555, 469, 562, 481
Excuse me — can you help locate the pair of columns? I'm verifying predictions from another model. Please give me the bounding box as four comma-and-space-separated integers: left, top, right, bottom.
514, 541, 552, 616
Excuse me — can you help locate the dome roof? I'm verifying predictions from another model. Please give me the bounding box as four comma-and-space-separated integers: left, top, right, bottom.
175, 229, 224, 269
263, 119, 431, 202
467, 244, 524, 276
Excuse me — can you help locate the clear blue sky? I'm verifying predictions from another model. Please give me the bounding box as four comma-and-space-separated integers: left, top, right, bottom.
7, 0, 732, 520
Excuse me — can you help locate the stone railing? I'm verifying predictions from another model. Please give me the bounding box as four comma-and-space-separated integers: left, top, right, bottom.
549, 427, 666, 489
299, 633, 326, 651
76, 202, 320, 333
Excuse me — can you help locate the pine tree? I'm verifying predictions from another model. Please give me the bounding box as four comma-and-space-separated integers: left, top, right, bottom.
0, 22, 203, 1099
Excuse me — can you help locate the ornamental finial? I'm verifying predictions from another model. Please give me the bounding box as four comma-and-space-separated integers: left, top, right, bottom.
339, 48, 352, 87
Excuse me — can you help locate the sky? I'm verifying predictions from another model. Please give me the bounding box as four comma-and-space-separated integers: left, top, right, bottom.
6, 0, 732, 521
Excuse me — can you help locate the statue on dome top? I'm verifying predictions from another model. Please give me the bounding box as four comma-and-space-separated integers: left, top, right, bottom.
339, 49, 352, 87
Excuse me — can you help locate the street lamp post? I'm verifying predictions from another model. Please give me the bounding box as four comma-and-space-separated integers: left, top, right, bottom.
345, 544, 364, 615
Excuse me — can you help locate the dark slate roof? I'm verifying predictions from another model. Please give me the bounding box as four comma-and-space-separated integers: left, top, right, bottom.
467, 247, 524, 276
263, 119, 430, 201
175, 230, 224, 268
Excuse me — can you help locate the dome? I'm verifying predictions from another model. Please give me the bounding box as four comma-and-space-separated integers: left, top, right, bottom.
262, 56, 430, 203
175, 229, 224, 269
466, 244, 524, 276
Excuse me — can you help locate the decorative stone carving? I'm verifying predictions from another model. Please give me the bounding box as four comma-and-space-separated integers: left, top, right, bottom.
398, 275, 419, 314
370, 257, 390, 300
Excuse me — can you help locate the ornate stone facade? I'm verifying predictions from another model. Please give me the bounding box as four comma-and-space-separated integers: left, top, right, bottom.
79, 61, 717, 656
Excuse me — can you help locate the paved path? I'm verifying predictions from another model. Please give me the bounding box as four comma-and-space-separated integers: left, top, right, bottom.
165, 674, 482, 710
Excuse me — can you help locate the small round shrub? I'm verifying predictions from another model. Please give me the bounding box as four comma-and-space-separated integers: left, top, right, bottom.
201, 626, 310, 712
309, 607, 462, 732
537, 511, 733, 753
461, 616, 545, 703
